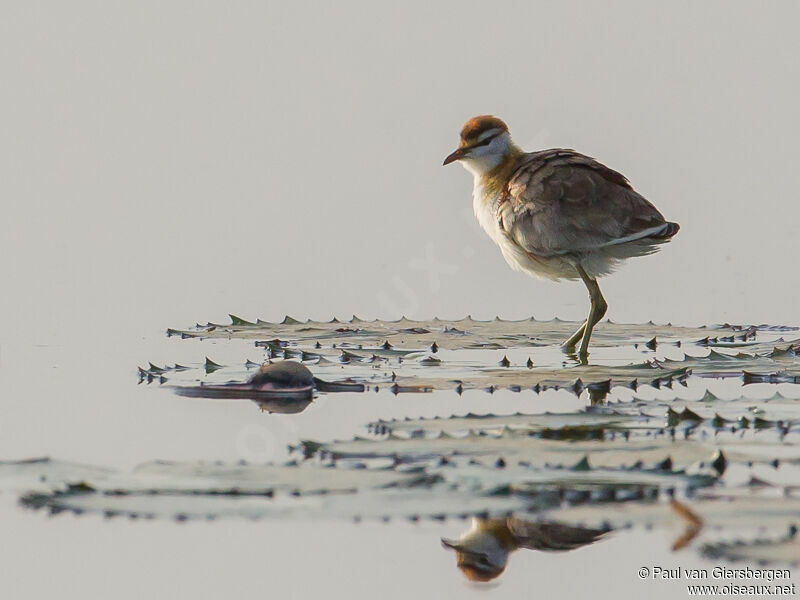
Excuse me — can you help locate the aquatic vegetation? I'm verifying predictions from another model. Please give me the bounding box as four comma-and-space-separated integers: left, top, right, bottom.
6, 316, 800, 569
153, 316, 799, 393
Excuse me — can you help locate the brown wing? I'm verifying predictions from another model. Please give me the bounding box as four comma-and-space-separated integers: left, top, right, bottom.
499, 149, 669, 257
508, 518, 608, 552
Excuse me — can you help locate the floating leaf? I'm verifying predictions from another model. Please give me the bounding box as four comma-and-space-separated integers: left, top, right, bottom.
311, 434, 722, 470
369, 411, 657, 437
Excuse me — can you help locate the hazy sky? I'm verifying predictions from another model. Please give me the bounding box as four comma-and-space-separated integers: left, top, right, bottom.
2, 1, 799, 347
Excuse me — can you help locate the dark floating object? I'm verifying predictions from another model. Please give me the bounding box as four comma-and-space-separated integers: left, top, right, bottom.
172, 361, 364, 409
499, 356, 511, 367
419, 355, 441, 366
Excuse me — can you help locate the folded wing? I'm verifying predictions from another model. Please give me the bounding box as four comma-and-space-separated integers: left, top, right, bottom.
499, 149, 673, 257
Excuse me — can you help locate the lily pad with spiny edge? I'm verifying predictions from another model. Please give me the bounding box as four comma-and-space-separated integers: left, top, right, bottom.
122, 460, 437, 495
430, 462, 719, 498
0, 458, 114, 493
12, 459, 541, 522
702, 530, 800, 566
20, 485, 537, 523
368, 410, 662, 438
29, 460, 436, 497
14, 456, 716, 523
535, 496, 800, 541
151, 316, 799, 395
303, 433, 726, 471
120, 313, 800, 556
166, 315, 788, 351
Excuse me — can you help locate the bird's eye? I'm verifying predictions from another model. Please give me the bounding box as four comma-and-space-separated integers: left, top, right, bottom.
474, 136, 495, 147
479, 557, 490, 565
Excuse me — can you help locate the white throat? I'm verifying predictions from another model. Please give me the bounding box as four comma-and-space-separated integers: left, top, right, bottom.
460, 152, 504, 178
458, 130, 513, 178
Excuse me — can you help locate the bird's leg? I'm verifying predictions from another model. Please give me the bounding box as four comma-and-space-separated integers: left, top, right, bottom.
562, 321, 587, 351
560, 266, 608, 357
575, 265, 608, 361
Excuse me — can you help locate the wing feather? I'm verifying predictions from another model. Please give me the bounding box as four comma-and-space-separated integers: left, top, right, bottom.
499, 149, 669, 257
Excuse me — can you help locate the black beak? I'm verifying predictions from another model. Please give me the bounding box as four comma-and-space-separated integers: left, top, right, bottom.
442, 148, 466, 166
441, 538, 465, 551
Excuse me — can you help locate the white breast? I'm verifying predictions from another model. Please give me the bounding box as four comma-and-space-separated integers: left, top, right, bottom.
471, 178, 579, 281
472, 181, 526, 270
472, 180, 506, 246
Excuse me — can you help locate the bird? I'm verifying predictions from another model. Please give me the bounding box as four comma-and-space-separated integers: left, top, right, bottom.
443, 115, 679, 361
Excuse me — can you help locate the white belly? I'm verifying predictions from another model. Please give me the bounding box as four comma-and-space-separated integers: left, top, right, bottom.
472, 188, 507, 248
472, 186, 580, 281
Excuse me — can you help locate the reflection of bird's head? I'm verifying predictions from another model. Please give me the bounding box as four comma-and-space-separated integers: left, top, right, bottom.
441, 518, 517, 583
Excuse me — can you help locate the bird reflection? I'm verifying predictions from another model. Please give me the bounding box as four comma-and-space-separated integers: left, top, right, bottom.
442, 517, 608, 582
442, 500, 703, 582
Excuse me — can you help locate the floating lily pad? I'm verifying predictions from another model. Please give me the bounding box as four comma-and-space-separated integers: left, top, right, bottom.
537, 496, 800, 535
369, 410, 658, 437
308, 433, 722, 470
152, 317, 799, 394
0, 458, 113, 493
21, 482, 533, 523
702, 531, 800, 566
116, 314, 800, 566
431, 462, 718, 496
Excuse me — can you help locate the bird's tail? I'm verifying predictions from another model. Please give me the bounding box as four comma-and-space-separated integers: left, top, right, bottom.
654, 221, 680, 240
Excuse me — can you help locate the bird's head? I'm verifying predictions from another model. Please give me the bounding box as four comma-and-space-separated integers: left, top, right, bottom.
441, 518, 517, 583
443, 115, 517, 177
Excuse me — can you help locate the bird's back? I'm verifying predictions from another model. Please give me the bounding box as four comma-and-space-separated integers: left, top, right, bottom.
495, 149, 678, 278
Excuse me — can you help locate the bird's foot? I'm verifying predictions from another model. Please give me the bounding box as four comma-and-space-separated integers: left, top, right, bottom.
561, 339, 590, 365
577, 349, 589, 366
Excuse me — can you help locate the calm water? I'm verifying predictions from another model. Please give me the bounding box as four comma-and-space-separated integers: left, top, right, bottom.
2, 321, 797, 599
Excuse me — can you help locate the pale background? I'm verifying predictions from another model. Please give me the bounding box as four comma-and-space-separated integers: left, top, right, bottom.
0, 1, 798, 598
